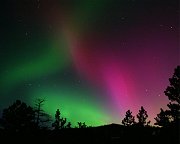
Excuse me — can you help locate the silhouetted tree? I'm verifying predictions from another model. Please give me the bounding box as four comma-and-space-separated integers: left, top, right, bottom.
52, 109, 61, 130
165, 66, 180, 125
136, 106, 149, 126
122, 110, 135, 126
60, 118, 67, 129
154, 108, 172, 127
34, 98, 51, 128
1, 100, 35, 132
66, 122, 72, 128
165, 66, 180, 104
155, 66, 180, 127
52, 109, 68, 129
77, 122, 87, 128
77, 122, 82, 128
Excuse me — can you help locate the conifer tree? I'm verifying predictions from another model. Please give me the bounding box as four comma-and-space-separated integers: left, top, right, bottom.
136, 106, 148, 126
122, 110, 135, 126
155, 66, 180, 126
52, 109, 68, 129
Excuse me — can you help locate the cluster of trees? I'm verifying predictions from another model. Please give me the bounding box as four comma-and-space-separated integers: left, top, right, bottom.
0, 99, 49, 131
122, 106, 150, 127
122, 66, 180, 128
0, 99, 87, 132
0, 66, 179, 132
155, 66, 180, 127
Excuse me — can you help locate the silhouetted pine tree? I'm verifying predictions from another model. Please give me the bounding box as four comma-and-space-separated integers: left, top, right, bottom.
122, 110, 135, 126
52, 109, 61, 130
52, 109, 68, 129
1, 100, 35, 131
136, 106, 149, 126
154, 108, 171, 127
155, 66, 180, 127
165, 66, 180, 125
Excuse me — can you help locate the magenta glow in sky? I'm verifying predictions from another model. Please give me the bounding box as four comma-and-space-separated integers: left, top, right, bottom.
66, 30, 179, 122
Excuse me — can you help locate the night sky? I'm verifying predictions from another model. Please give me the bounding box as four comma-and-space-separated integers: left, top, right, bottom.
0, 0, 179, 126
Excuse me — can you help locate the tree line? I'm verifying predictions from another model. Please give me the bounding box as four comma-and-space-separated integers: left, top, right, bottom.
0, 98, 88, 131
0, 66, 179, 132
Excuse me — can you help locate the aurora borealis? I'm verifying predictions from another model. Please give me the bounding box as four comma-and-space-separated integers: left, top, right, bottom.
0, 0, 179, 126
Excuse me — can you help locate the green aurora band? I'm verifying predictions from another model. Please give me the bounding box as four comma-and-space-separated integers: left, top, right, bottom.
30, 87, 110, 126
1, 37, 70, 90
0, 33, 111, 126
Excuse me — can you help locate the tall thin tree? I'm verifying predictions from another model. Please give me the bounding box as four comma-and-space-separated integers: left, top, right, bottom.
122, 110, 135, 126
136, 106, 149, 126
34, 98, 51, 128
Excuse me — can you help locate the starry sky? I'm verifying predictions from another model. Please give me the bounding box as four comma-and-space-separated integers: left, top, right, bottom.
0, 0, 179, 126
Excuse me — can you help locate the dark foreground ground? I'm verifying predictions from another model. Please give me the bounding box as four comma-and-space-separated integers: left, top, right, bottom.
0, 124, 179, 144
